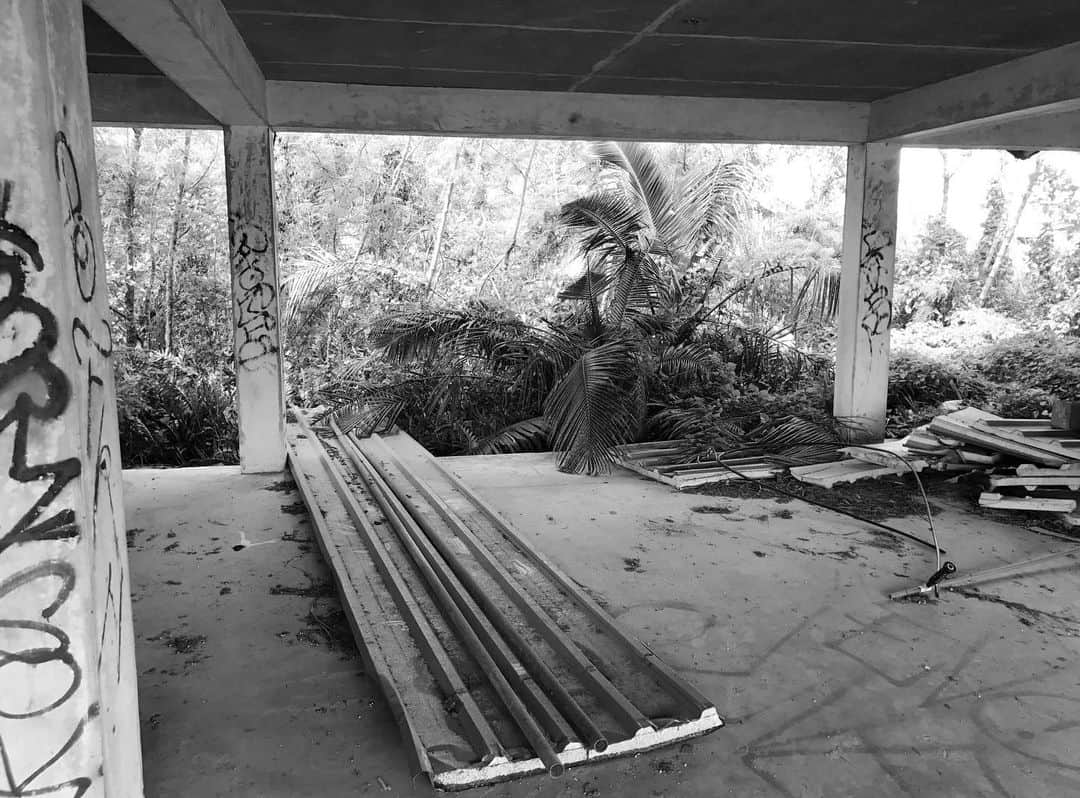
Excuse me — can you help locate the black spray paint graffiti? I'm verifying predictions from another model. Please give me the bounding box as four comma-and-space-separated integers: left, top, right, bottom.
58, 130, 125, 687
55, 132, 97, 303
0, 177, 88, 794
231, 219, 279, 368
858, 221, 894, 350
0, 184, 81, 556
0, 132, 117, 798
0, 561, 92, 798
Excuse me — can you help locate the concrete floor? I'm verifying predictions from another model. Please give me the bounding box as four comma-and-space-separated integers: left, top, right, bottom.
125, 456, 1080, 797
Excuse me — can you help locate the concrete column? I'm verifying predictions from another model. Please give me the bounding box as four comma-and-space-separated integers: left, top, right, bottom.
833, 142, 901, 442
224, 126, 286, 473
0, 2, 143, 796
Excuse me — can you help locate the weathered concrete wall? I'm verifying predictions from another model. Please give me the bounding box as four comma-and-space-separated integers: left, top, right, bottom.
0, 1, 142, 795
224, 126, 286, 473
833, 142, 901, 442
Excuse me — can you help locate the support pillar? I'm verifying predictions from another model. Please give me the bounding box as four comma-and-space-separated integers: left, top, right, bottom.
0, 1, 142, 796
224, 126, 286, 473
833, 143, 901, 442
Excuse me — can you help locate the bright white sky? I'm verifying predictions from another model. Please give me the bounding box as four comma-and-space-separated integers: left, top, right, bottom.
763, 146, 1080, 257
897, 148, 1079, 245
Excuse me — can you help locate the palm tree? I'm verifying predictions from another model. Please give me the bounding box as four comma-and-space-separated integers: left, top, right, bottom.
336, 142, 835, 473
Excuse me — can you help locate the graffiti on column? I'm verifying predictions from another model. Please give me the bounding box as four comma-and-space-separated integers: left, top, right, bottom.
230, 217, 279, 369
0, 560, 91, 797
858, 219, 894, 352
0, 179, 81, 555
59, 131, 125, 686
0, 160, 90, 793
0, 129, 120, 797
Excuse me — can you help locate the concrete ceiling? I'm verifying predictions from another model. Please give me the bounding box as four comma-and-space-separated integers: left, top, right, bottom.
83, 1, 1080, 102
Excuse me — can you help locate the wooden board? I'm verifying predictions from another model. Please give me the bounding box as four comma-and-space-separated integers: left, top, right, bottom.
989, 475, 1080, 492
928, 408, 1071, 466
842, 439, 927, 470
1018, 463, 1080, 475
790, 458, 905, 488
973, 418, 1080, 463
616, 440, 786, 489
978, 492, 1078, 513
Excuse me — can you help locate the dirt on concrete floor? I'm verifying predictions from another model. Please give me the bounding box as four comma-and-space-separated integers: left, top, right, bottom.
691, 470, 1080, 537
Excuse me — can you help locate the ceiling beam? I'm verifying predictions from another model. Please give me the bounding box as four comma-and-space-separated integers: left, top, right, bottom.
89, 74, 221, 128
266, 82, 870, 144
869, 40, 1080, 142
909, 109, 1080, 151
85, 0, 266, 125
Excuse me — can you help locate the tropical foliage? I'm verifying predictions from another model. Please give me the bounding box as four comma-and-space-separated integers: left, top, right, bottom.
333, 143, 836, 473
91, 128, 1078, 468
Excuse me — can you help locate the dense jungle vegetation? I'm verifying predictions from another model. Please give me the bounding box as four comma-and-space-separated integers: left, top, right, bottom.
94, 130, 1080, 470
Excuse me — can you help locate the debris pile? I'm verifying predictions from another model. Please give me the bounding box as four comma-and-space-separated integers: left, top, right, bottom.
903, 404, 1080, 528
617, 402, 1080, 530
790, 439, 926, 488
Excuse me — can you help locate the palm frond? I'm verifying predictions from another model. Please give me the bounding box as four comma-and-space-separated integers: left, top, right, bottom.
282, 246, 345, 331
605, 249, 644, 328
647, 406, 745, 444
670, 159, 749, 256
326, 396, 404, 436
656, 342, 712, 380
558, 268, 613, 301
750, 416, 840, 450
471, 416, 550, 454
624, 310, 674, 338
590, 142, 681, 258
789, 261, 842, 322
544, 339, 640, 474
370, 302, 534, 365
558, 192, 644, 263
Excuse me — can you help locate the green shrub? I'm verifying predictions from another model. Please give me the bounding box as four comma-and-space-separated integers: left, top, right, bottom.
975, 333, 1080, 399
888, 350, 990, 409
114, 348, 239, 466
988, 386, 1055, 419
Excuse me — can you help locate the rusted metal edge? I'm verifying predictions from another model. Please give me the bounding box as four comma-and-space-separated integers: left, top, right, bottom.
365, 432, 653, 737
291, 413, 506, 768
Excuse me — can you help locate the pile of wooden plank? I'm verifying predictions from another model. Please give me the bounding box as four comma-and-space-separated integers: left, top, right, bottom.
789, 440, 927, 488
903, 404, 1080, 527
616, 440, 782, 488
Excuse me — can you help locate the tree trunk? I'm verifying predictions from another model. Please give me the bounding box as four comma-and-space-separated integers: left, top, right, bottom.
424, 142, 464, 295
353, 137, 413, 262
979, 161, 1042, 307
939, 151, 954, 218
164, 130, 192, 354
123, 127, 144, 345
478, 140, 538, 297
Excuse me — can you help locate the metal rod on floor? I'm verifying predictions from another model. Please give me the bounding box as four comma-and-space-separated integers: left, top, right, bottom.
292, 413, 507, 765
889, 545, 1080, 600
347, 432, 601, 751
337, 425, 567, 777
336, 426, 579, 755
363, 432, 645, 744
417, 445, 718, 719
